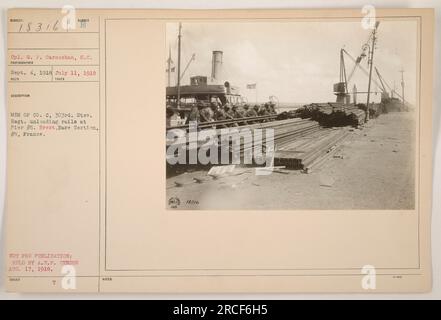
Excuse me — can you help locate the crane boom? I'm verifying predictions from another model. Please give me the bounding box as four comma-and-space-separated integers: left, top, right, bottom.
374, 67, 387, 94
376, 67, 406, 102
345, 50, 364, 83
339, 49, 348, 93
342, 49, 383, 90
338, 23, 409, 107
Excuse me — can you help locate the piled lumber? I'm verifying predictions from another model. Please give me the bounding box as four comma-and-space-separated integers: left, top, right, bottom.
274, 128, 349, 170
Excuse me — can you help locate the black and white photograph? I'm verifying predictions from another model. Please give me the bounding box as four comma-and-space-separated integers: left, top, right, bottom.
1, 4, 437, 298
165, 19, 418, 210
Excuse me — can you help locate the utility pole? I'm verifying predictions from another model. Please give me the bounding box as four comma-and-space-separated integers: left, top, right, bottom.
365, 21, 380, 123
177, 23, 182, 109
400, 69, 405, 110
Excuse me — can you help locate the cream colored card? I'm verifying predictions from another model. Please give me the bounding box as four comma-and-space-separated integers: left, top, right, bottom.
5, 8, 433, 292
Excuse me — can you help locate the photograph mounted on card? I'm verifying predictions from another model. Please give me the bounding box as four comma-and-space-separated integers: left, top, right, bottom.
5, 8, 433, 293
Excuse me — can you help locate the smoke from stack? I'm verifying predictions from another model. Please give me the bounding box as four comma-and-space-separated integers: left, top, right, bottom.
211, 50, 223, 83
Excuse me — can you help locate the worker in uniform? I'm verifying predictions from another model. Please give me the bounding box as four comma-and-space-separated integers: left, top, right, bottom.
269, 102, 277, 115
185, 103, 200, 124
213, 102, 226, 121
265, 103, 273, 115
246, 104, 258, 118
236, 104, 247, 118
234, 105, 248, 125
244, 104, 258, 124
214, 105, 228, 121
211, 102, 228, 128
199, 102, 214, 123
252, 105, 262, 123
224, 104, 238, 127
225, 104, 235, 119
257, 103, 270, 122
258, 103, 270, 116
210, 102, 220, 120
166, 106, 175, 127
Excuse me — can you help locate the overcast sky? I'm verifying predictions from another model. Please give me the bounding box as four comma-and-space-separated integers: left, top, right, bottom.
166, 20, 417, 104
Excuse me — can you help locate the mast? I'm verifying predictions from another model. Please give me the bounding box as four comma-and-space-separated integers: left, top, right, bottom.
167, 46, 172, 87
392, 80, 396, 98
400, 69, 405, 109
365, 21, 380, 123
177, 23, 182, 109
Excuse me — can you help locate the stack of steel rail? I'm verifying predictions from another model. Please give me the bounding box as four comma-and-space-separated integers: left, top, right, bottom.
297, 103, 367, 127
274, 127, 349, 171
238, 118, 321, 157
166, 116, 349, 171
166, 117, 320, 161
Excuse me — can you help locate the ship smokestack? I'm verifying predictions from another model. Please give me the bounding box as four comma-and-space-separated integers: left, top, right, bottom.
211, 50, 223, 82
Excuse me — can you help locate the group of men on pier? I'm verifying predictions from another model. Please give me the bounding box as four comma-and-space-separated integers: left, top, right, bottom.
184, 101, 277, 126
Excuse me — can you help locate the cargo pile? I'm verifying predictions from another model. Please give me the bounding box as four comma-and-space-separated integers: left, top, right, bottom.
274, 127, 349, 171
167, 117, 349, 172
295, 103, 367, 127
166, 117, 321, 155
238, 118, 321, 158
